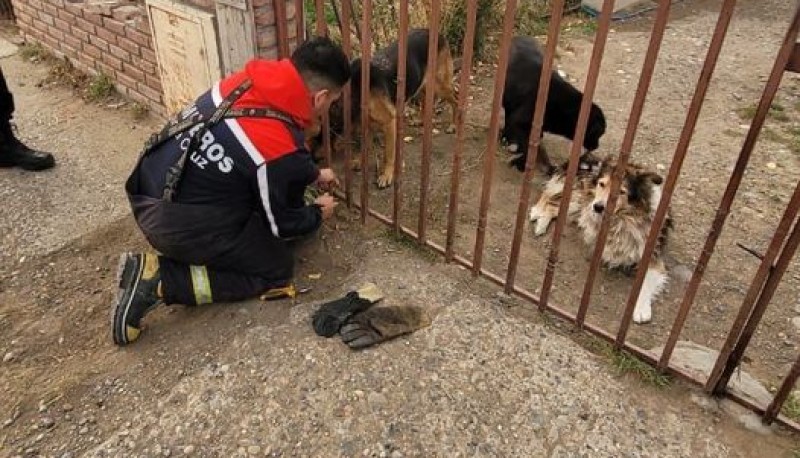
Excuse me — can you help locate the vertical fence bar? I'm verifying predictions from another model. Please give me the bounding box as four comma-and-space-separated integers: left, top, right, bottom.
615, 0, 737, 348
471, 0, 518, 275
714, 216, 800, 397
659, 4, 800, 370
274, 0, 291, 58
295, 0, 305, 44
393, 1, 410, 234
764, 350, 800, 424
417, 0, 442, 242
315, 0, 328, 36
314, 0, 333, 167
341, 0, 353, 207
575, 0, 671, 325
445, 0, 479, 261
538, 0, 615, 310
504, 0, 565, 292
359, 0, 372, 224
705, 180, 800, 393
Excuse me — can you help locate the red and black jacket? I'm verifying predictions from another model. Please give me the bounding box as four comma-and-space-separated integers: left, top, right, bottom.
136, 59, 321, 240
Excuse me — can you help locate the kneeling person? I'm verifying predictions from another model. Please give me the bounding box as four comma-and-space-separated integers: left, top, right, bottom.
111, 37, 351, 346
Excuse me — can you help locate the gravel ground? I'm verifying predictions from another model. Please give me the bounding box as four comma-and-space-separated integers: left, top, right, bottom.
0, 41, 160, 272
1, 15, 800, 458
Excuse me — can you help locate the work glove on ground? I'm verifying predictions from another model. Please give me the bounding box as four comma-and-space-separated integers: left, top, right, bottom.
312, 283, 384, 337
340, 305, 432, 350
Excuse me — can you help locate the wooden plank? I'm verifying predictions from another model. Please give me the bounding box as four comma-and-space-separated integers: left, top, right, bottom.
145, 0, 223, 114
787, 42, 800, 73
216, 0, 257, 75
216, 0, 248, 9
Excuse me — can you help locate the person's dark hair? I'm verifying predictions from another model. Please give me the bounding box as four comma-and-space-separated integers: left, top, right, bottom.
291, 36, 351, 92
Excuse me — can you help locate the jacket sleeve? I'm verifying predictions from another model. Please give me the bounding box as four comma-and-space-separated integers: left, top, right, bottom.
255, 150, 322, 239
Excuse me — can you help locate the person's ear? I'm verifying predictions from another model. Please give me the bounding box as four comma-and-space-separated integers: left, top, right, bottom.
312, 89, 330, 108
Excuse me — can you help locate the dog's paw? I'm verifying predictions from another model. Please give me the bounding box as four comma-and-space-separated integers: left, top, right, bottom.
533, 218, 551, 237
633, 303, 652, 324
529, 206, 550, 236
377, 173, 394, 189
507, 154, 526, 171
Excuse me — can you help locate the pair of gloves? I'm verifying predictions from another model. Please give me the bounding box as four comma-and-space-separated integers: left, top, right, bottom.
311, 283, 431, 349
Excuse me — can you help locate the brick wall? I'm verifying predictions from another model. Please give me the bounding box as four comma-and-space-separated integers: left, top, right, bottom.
10, 0, 293, 117
254, 0, 298, 59
11, 0, 168, 116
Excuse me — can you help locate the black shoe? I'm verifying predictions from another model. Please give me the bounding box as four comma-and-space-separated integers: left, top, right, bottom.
0, 125, 55, 171
111, 252, 162, 346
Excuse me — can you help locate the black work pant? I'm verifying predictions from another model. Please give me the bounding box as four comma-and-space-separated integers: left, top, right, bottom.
150, 212, 301, 307
0, 66, 14, 124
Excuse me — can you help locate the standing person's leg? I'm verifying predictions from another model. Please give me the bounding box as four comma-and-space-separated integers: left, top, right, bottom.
0, 65, 55, 170
111, 213, 303, 346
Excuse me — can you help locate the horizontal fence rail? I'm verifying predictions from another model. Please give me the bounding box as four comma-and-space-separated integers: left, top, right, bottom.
277, 0, 800, 433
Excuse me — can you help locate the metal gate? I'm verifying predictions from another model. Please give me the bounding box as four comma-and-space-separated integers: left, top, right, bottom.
275, 0, 800, 431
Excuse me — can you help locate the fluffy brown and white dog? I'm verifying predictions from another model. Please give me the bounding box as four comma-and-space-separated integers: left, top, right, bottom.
528, 154, 672, 324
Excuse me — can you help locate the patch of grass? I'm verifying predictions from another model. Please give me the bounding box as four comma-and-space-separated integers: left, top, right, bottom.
782, 393, 800, 422
737, 102, 792, 122
130, 102, 149, 121
722, 128, 741, 138
761, 127, 785, 143
382, 228, 439, 263
587, 338, 672, 388
19, 42, 49, 61
570, 12, 599, 35
788, 127, 800, 153
442, 0, 502, 60
737, 104, 758, 120
86, 73, 115, 101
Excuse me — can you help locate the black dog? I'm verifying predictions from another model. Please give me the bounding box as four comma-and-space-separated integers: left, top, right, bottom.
501, 36, 607, 173
310, 28, 458, 189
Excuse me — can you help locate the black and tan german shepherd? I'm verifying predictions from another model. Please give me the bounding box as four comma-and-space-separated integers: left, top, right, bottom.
311, 28, 458, 189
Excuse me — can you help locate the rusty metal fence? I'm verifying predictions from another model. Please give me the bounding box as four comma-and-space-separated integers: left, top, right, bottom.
274, 0, 800, 431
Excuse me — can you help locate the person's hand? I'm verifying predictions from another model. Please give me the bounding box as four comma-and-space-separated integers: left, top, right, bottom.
315, 193, 337, 220
316, 168, 340, 191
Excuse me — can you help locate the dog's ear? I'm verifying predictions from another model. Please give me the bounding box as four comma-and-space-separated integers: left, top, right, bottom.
643, 172, 664, 186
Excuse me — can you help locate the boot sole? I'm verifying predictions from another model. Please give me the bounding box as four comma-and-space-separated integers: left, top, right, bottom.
110, 253, 143, 346
0, 158, 56, 170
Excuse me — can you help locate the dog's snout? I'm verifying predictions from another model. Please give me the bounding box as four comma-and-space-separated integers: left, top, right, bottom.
593, 202, 605, 214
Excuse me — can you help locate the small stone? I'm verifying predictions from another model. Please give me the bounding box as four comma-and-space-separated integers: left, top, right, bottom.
62, 404, 73, 412
247, 445, 261, 455
41, 417, 55, 429
3, 351, 15, 363
79, 426, 89, 435
184, 445, 195, 455
767, 162, 777, 169
390, 451, 404, 458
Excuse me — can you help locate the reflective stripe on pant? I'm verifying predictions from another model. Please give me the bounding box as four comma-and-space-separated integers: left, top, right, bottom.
152, 213, 298, 306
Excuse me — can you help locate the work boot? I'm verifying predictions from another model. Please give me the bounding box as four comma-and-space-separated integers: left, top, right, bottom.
0, 122, 55, 171
111, 252, 163, 346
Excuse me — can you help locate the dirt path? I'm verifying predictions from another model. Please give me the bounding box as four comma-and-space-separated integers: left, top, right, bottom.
1, 5, 800, 457
347, 0, 800, 393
